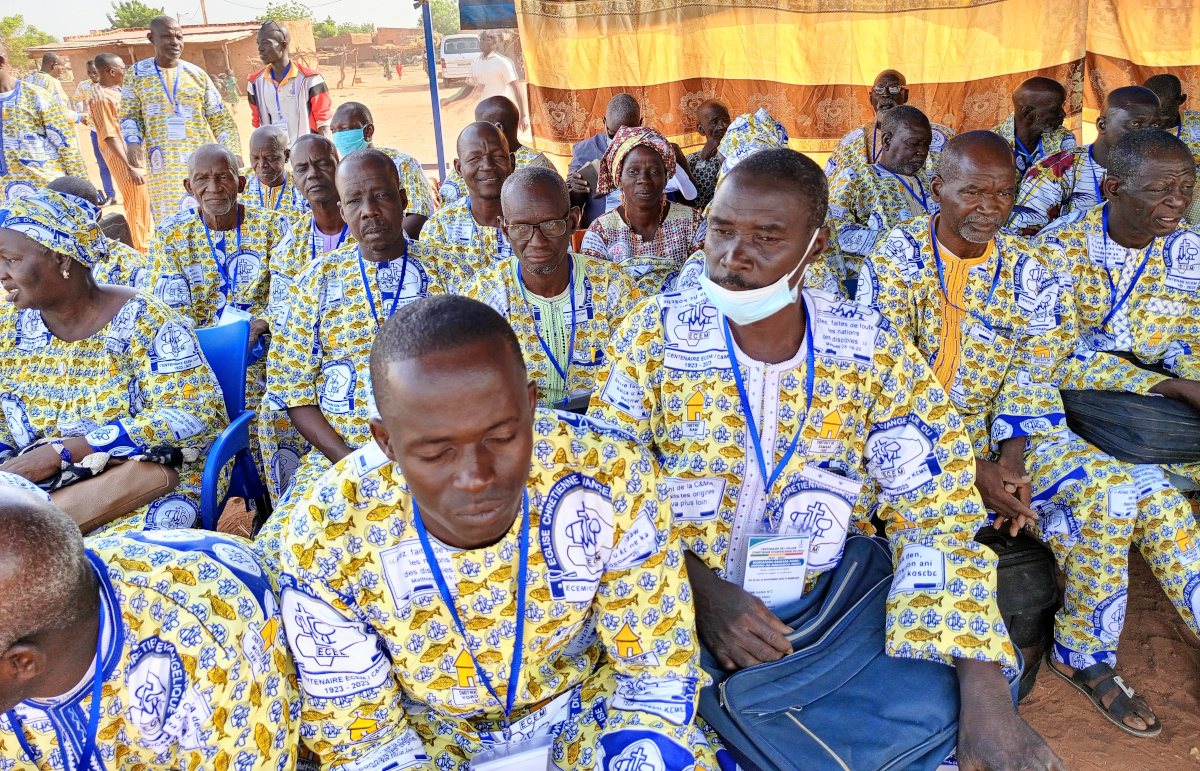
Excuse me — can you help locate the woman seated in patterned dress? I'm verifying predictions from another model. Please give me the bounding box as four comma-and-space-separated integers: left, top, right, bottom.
0, 190, 227, 534
580, 126, 704, 295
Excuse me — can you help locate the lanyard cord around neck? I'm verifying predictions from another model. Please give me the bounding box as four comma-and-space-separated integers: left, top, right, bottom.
721, 315, 814, 514
357, 244, 409, 329
877, 164, 929, 212
517, 256, 577, 403
412, 494, 530, 733
154, 61, 181, 113
311, 219, 349, 263
930, 218, 1003, 331
202, 209, 244, 301
1097, 204, 1155, 331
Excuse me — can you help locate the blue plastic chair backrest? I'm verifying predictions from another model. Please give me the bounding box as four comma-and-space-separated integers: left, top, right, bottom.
194, 320, 250, 418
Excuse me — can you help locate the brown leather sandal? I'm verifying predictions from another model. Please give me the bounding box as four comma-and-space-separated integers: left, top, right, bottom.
1047, 658, 1162, 737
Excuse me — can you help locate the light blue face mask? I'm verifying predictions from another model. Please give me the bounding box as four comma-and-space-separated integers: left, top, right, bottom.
697, 227, 821, 326
332, 128, 369, 157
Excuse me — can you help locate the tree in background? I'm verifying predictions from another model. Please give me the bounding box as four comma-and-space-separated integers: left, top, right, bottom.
311, 15, 375, 40
430, 0, 461, 36
106, 0, 166, 29
256, 1, 313, 22
0, 15, 56, 71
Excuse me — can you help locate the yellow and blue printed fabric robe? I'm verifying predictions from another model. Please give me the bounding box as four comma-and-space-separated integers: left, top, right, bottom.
379, 147, 438, 219
239, 168, 310, 223
0, 295, 226, 533
93, 238, 154, 289
438, 145, 553, 204
24, 71, 80, 122
991, 223, 1200, 668
590, 284, 1019, 674
1037, 205, 1200, 381
418, 196, 514, 287
279, 417, 724, 771
1011, 146, 1103, 236
990, 115, 1077, 181
119, 58, 242, 220
823, 119, 955, 184
255, 240, 446, 566
0, 82, 88, 204
827, 163, 939, 280
0, 530, 301, 771
145, 205, 291, 332
265, 214, 357, 326
459, 253, 642, 408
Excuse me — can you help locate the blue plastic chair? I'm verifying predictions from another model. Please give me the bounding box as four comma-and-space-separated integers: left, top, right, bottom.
196, 320, 268, 531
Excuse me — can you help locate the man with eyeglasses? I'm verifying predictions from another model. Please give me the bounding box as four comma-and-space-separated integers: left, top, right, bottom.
459, 166, 640, 410
1012, 85, 1160, 235
824, 69, 955, 185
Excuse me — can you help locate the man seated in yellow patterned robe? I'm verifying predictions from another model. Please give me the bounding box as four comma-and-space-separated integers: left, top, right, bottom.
419, 121, 517, 291
279, 295, 726, 771
0, 483, 301, 771
255, 149, 446, 572
1144, 74, 1200, 225
460, 166, 641, 410
860, 129, 1200, 736
823, 69, 954, 185
1026, 128, 1200, 734
827, 105, 938, 284
990, 76, 1077, 182
592, 147, 1062, 769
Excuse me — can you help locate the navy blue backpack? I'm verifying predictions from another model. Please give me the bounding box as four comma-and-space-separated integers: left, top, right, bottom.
698, 536, 1022, 771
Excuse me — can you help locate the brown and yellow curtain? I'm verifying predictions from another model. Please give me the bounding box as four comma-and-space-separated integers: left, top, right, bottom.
515, 0, 1192, 162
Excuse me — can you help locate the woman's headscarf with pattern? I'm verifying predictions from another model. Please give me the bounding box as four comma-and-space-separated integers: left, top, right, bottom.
598, 126, 677, 195
0, 190, 108, 268
717, 108, 790, 183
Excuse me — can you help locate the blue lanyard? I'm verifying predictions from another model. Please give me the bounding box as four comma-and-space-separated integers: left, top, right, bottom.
722, 317, 814, 500
516, 257, 577, 402
270, 62, 292, 116
930, 219, 1003, 331
8, 599, 106, 771
154, 61, 181, 114
870, 123, 880, 163
1013, 134, 1043, 169
0, 86, 11, 176
412, 493, 529, 725
1098, 204, 1154, 331
258, 174, 292, 211
202, 210, 243, 300
311, 220, 349, 263
357, 245, 408, 328
877, 164, 928, 212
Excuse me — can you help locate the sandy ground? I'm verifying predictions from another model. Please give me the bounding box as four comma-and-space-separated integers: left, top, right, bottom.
83, 67, 1198, 770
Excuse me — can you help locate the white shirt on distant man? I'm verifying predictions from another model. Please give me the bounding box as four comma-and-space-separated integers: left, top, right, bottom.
469, 53, 519, 101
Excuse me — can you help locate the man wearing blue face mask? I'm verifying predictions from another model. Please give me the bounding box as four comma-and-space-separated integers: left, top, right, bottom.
329, 101, 437, 239
591, 148, 1065, 771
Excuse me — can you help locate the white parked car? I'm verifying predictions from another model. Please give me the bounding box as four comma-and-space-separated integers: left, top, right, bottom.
439, 33, 480, 85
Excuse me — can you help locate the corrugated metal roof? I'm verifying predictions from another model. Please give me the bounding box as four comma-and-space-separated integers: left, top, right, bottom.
25, 22, 260, 52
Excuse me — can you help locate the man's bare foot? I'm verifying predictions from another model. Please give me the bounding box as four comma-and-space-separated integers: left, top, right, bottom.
1048, 658, 1160, 735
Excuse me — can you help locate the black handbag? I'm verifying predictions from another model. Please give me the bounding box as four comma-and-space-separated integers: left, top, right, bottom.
1060, 389, 1200, 464
974, 529, 1060, 701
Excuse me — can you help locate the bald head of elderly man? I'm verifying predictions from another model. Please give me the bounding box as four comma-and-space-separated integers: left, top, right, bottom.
991, 76, 1076, 179
0, 484, 301, 769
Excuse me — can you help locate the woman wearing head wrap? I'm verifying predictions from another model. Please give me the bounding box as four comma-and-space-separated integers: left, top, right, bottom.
0, 190, 226, 534
580, 125, 704, 295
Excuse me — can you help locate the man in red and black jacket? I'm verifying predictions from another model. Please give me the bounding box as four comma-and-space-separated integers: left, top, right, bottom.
247, 20, 333, 146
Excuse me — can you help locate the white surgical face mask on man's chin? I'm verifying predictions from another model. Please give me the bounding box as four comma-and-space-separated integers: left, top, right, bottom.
697, 227, 821, 327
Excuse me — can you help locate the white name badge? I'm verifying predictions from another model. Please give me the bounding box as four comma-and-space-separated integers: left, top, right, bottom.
470, 735, 553, 771
742, 533, 811, 611
217, 304, 253, 326
166, 115, 188, 141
